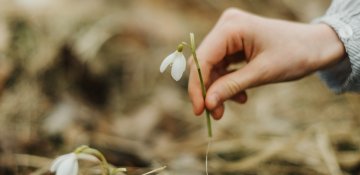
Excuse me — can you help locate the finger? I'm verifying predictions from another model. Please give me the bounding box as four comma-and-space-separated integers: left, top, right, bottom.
188, 61, 210, 115
211, 103, 225, 120
187, 56, 193, 67
205, 60, 263, 110
223, 51, 246, 65
188, 23, 244, 115
231, 91, 247, 104
188, 32, 226, 115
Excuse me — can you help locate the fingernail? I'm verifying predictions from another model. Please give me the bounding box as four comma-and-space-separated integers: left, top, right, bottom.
239, 94, 247, 103
193, 106, 203, 116
207, 93, 219, 109
212, 107, 223, 120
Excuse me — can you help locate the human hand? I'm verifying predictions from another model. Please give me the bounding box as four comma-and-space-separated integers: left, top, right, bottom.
188, 8, 345, 120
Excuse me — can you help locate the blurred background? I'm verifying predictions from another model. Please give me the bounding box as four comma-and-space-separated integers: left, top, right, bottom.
0, 0, 359, 174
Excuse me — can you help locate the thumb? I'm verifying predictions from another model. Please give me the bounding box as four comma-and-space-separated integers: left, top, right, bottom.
205, 61, 263, 110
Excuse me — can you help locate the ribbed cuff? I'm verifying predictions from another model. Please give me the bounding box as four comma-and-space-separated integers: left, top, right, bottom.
313, 0, 360, 93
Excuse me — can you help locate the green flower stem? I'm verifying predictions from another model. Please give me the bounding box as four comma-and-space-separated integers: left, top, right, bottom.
87, 149, 109, 175
74, 145, 90, 154
189, 33, 212, 138
75, 146, 110, 175
74, 145, 127, 175
110, 167, 127, 175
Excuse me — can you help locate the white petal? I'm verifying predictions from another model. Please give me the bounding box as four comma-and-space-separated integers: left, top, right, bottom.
71, 160, 79, 175
55, 154, 78, 175
160, 51, 177, 73
50, 153, 73, 172
171, 52, 186, 81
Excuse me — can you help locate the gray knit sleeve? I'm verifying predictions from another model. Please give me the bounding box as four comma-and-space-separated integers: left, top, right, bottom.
313, 0, 360, 93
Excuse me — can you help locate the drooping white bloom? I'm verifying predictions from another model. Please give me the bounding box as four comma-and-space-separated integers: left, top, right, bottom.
160, 50, 186, 81
50, 153, 79, 175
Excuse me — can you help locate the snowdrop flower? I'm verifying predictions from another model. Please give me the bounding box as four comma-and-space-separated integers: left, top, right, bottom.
50, 153, 79, 175
160, 45, 186, 81
160, 33, 212, 138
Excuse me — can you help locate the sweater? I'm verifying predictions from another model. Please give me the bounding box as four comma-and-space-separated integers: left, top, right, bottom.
314, 0, 360, 93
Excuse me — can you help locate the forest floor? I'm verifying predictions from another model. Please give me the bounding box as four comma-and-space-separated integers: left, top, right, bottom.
0, 0, 359, 175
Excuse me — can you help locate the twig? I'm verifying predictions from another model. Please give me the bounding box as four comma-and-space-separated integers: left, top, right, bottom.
142, 166, 167, 175
13, 154, 51, 168
217, 129, 312, 172
315, 127, 343, 175
205, 138, 212, 175
223, 140, 286, 171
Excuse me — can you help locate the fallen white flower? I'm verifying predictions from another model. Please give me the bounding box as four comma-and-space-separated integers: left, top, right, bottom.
50, 153, 79, 175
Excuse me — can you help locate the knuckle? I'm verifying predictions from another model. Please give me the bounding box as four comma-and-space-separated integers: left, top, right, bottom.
220, 21, 236, 34
219, 8, 253, 35
224, 77, 240, 98
218, 9, 248, 43
221, 8, 242, 22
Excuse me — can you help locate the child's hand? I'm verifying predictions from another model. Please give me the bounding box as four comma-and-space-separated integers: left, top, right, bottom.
188, 8, 345, 120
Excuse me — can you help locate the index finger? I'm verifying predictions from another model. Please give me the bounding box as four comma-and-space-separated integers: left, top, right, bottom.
188, 8, 249, 116
188, 23, 232, 115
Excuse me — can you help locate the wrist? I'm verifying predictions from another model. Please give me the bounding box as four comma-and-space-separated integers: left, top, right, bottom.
310, 24, 346, 70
